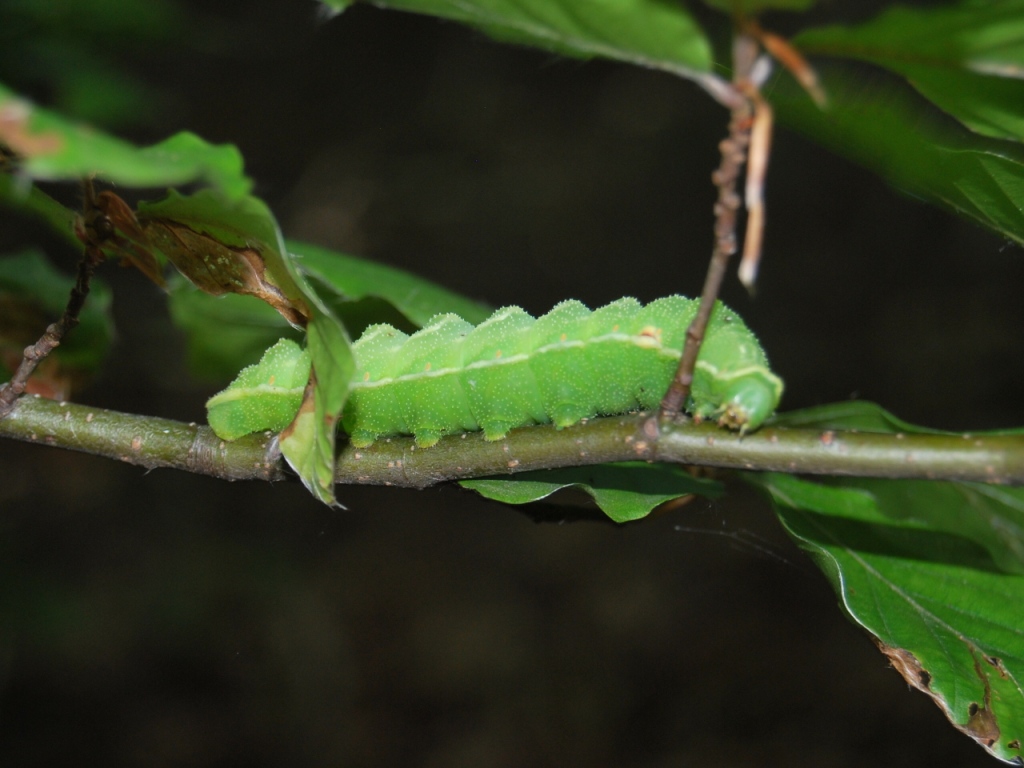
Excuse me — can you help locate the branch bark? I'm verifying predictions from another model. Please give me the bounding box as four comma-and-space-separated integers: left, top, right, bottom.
4, 395, 1024, 490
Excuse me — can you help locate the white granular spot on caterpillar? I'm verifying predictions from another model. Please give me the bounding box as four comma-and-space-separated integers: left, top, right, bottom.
86, 412, 94, 422
508, 459, 520, 468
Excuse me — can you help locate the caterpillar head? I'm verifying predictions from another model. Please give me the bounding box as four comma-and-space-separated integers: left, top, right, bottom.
715, 372, 783, 433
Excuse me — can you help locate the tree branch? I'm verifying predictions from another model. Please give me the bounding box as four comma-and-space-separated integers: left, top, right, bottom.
4, 395, 1023, 490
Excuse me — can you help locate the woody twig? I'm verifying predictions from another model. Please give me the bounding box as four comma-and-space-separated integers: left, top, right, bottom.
0, 178, 109, 418
660, 31, 764, 421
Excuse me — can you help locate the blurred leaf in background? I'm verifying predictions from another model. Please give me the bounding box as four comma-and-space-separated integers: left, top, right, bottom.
0, 0, 185, 129
795, 1, 1024, 141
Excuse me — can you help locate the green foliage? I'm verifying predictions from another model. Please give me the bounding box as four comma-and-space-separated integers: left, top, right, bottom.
167, 284, 298, 382
292, 240, 492, 327
336, 0, 712, 77
1, 0, 183, 127
168, 240, 494, 383
757, 472, 1024, 760
702, 0, 818, 13
134, 189, 355, 506
748, 401, 1024, 761
0, 84, 249, 197
772, 60, 1024, 249
462, 463, 722, 522
795, 0, 1024, 140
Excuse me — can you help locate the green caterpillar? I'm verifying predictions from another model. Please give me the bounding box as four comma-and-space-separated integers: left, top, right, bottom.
207, 296, 783, 446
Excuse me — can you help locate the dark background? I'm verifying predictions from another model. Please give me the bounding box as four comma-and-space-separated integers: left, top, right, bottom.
2, 1, 1022, 765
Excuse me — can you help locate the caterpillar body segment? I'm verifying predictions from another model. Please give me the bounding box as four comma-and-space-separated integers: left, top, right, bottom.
342, 296, 782, 448
206, 297, 783, 447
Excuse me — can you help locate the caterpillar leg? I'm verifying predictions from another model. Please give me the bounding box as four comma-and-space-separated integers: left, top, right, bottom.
480, 421, 514, 441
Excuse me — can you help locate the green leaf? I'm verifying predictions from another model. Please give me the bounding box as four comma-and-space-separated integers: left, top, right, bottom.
754, 473, 1024, 763
0, 83, 250, 197
291, 240, 492, 327
702, 0, 818, 14
336, 0, 712, 78
138, 190, 353, 506
771, 400, 953, 433
168, 242, 491, 382
2, 0, 183, 128
772, 399, 1024, 435
772, 61, 1024, 248
167, 281, 298, 382
461, 463, 722, 523
0, 249, 113, 384
796, 0, 1024, 140
747, 402, 1024, 760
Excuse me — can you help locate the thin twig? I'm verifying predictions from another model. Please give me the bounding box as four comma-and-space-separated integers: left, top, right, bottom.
660, 32, 759, 420
0, 178, 107, 418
